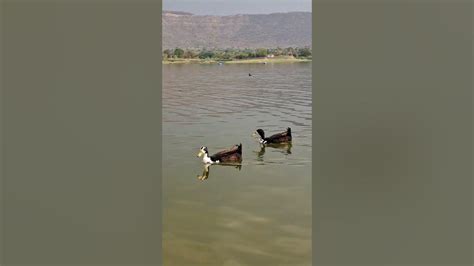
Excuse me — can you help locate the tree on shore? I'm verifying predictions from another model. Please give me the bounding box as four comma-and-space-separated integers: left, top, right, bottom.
283, 47, 295, 56
255, 48, 268, 57
163, 49, 173, 59
173, 48, 185, 58
297, 47, 311, 57
198, 50, 215, 59
183, 49, 198, 59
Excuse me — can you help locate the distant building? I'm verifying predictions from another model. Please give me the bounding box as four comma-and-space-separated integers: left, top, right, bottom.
267, 54, 275, 58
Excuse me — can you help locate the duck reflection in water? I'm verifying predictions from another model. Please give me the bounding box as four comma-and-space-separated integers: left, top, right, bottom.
197, 163, 242, 181
256, 142, 292, 161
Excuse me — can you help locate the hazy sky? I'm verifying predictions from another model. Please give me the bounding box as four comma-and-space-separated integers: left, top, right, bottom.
163, 0, 311, 16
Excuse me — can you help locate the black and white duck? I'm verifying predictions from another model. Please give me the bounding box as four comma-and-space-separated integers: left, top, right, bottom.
196, 144, 242, 164
253, 127, 292, 144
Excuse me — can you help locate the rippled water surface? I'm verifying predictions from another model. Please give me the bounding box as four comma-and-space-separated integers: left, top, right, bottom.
163, 63, 312, 265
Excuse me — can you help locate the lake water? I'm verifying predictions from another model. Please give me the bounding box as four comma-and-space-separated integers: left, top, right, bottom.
163, 63, 312, 265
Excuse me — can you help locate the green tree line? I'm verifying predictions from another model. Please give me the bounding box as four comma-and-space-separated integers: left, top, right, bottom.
163, 47, 312, 60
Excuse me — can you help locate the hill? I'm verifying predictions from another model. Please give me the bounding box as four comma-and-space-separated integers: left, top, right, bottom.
162, 11, 311, 49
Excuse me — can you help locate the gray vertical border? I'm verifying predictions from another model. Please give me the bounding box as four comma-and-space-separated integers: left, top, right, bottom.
1, 0, 162, 264
313, 0, 472, 265
0, 0, 4, 263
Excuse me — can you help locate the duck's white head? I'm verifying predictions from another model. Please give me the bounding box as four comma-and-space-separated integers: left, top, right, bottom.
197, 146, 216, 164
197, 146, 208, 158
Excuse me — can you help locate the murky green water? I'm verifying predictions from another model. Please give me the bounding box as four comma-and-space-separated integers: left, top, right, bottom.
163, 63, 312, 265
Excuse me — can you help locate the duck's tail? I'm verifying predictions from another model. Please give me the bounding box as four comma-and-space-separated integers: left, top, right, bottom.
237, 143, 242, 154
287, 127, 292, 137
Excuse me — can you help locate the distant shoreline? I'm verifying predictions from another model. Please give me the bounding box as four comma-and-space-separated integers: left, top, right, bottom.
162, 57, 311, 65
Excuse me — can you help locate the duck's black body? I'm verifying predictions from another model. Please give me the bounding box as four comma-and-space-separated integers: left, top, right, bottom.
210, 143, 242, 163
256, 127, 292, 144
198, 144, 242, 164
